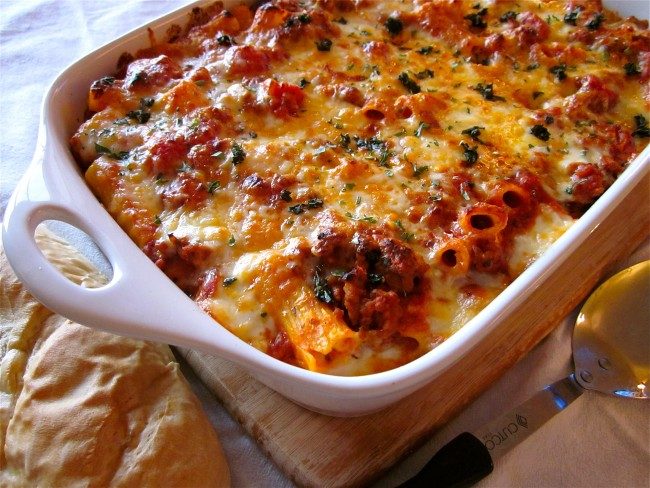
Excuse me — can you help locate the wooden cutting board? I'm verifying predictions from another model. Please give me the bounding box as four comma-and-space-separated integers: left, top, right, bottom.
178, 172, 650, 488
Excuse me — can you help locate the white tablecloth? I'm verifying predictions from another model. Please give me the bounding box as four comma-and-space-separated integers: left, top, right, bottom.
1, 2, 648, 487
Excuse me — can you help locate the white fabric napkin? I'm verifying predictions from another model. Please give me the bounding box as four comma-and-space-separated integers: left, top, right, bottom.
1, 2, 648, 487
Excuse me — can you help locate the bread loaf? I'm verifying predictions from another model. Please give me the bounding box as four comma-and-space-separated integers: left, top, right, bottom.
0, 228, 230, 487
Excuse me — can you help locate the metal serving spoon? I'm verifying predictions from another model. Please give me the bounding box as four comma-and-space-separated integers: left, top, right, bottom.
403, 260, 650, 488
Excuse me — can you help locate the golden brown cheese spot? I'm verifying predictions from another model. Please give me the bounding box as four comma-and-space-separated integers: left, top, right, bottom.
224, 45, 274, 77
160, 172, 209, 211
194, 9, 244, 38
144, 135, 188, 176
250, 3, 290, 32
564, 75, 619, 119
395, 92, 449, 127
88, 78, 127, 113
124, 55, 183, 92
160, 80, 210, 114
414, 0, 470, 46
256, 79, 306, 118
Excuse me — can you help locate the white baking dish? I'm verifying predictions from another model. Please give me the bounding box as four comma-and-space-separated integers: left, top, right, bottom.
3, 0, 649, 416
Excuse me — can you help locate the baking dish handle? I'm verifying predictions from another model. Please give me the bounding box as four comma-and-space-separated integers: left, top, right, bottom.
4, 198, 111, 300
2, 173, 241, 354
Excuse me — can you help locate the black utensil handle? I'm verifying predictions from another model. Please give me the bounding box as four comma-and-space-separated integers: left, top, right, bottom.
399, 432, 493, 488
400, 376, 585, 487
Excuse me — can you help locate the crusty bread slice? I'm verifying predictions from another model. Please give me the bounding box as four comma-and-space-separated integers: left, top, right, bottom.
0, 228, 230, 487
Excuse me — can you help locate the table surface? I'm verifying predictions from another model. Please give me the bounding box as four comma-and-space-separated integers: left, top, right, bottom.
1, 2, 648, 487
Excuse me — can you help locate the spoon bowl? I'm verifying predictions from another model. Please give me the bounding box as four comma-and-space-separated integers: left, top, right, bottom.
573, 260, 650, 398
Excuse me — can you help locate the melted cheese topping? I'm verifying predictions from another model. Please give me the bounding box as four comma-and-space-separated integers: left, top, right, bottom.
71, 0, 649, 375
